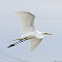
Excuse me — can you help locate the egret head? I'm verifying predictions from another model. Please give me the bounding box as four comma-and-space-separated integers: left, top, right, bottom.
42, 32, 52, 35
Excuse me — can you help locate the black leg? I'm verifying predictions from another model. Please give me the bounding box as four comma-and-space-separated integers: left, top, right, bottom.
7, 38, 28, 48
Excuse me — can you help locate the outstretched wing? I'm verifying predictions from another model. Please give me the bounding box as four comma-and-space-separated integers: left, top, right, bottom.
30, 38, 43, 52
16, 11, 35, 35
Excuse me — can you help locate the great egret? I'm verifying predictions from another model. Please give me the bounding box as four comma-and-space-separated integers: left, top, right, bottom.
8, 11, 52, 52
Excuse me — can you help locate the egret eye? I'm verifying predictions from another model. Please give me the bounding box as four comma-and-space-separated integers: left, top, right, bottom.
44, 33, 47, 34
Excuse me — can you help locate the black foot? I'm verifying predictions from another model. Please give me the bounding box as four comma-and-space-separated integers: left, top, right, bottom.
7, 44, 15, 48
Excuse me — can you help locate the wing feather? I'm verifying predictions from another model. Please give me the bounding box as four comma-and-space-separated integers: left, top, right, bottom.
16, 11, 35, 35
30, 38, 43, 52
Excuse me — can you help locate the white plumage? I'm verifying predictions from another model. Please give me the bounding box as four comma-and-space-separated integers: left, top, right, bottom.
16, 12, 35, 35
8, 11, 52, 52
16, 12, 43, 52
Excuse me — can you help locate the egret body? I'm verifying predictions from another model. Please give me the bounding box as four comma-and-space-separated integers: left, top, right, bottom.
8, 11, 52, 52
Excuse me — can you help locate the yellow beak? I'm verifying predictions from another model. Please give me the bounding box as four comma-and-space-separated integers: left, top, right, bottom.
47, 33, 52, 35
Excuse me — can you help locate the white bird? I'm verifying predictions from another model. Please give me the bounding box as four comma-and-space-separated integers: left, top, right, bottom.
8, 11, 52, 52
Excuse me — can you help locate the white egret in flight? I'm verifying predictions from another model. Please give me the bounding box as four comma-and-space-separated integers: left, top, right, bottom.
8, 11, 52, 52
